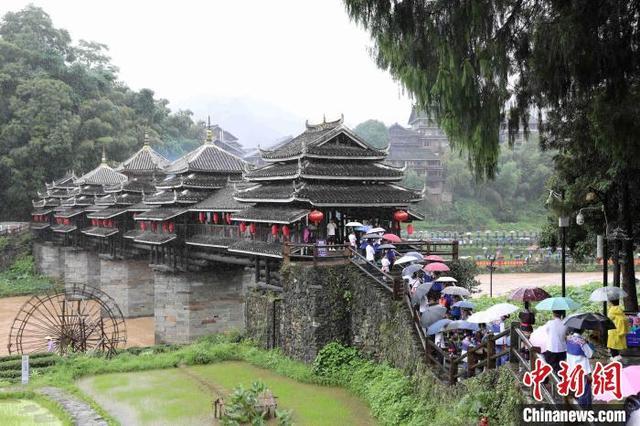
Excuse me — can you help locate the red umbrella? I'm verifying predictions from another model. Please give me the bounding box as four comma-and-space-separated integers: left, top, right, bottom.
509, 286, 551, 302
425, 255, 445, 262
382, 233, 401, 243
423, 262, 450, 272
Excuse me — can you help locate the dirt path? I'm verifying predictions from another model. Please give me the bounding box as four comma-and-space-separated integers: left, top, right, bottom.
474, 271, 612, 297
0, 295, 155, 355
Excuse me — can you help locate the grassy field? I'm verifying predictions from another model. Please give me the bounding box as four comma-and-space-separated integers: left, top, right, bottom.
0, 255, 58, 297
0, 399, 63, 426
78, 361, 375, 425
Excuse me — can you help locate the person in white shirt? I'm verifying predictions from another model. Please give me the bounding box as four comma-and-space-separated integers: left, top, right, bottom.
326, 219, 337, 245
544, 310, 568, 373
348, 231, 357, 250
365, 241, 375, 262
566, 330, 594, 408
381, 255, 391, 273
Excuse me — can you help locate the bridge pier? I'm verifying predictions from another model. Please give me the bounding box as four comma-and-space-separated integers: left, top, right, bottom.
99, 258, 154, 318
33, 242, 65, 280
63, 248, 100, 291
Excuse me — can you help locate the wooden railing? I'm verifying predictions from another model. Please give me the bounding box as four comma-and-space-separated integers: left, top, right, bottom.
283, 242, 352, 265
347, 247, 399, 295
392, 240, 459, 259
1, 222, 29, 236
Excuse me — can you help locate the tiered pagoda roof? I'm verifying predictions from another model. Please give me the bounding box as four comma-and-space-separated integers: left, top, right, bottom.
236, 116, 423, 208
116, 135, 170, 176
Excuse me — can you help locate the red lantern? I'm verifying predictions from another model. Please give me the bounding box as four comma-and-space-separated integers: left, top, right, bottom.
282, 225, 290, 238
393, 210, 409, 222
141, 221, 147, 231
64, 218, 70, 225
226, 213, 232, 225
239, 222, 247, 233
407, 224, 414, 235
168, 222, 175, 233
151, 222, 157, 232
249, 223, 256, 234
162, 222, 168, 232
271, 224, 279, 236
199, 212, 205, 223
308, 210, 324, 224
213, 212, 219, 224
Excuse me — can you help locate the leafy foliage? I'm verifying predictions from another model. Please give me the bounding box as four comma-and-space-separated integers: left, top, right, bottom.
447, 259, 481, 294
0, 6, 204, 220
353, 119, 389, 149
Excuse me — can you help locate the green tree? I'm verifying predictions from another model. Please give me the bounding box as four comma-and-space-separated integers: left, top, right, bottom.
353, 119, 389, 149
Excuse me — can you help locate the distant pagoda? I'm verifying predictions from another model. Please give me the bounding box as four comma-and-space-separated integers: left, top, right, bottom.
82, 134, 169, 248
133, 127, 247, 247
51, 151, 126, 244
30, 171, 77, 233
228, 116, 423, 258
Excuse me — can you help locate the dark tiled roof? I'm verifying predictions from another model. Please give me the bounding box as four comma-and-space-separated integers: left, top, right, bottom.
232, 205, 309, 224
32, 198, 60, 208
47, 189, 77, 198
84, 205, 107, 212
144, 190, 206, 205
78, 185, 105, 196
245, 162, 299, 179
54, 208, 86, 218
61, 196, 94, 207
234, 183, 295, 202
30, 222, 51, 230
76, 164, 127, 186
81, 227, 119, 238
116, 145, 170, 174
95, 192, 143, 206
156, 174, 229, 190
228, 240, 283, 258
127, 202, 151, 212
260, 119, 386, 161
387, 146, 440, 161
31, 208, 54, 215
51, 224, 77, 233
104, 179, 156, 194
214, 139, 245, 157
245, 160, 405, 181
297, 183, 422, 207
45, 171, 77, 190
123, 229, 142, 239
185, 234, 236, 248
164, 143, 246, 174
133, 232, 177, 245
190, 184, 252, 212
134, 208, 187, 221
87, 208, 129, 219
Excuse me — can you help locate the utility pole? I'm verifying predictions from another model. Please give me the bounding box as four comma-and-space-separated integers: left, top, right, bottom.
487, 255, 496, 298
560, 190, 568, 297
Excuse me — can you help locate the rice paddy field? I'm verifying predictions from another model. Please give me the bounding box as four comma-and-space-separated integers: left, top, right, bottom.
0, 399, 63, 426
77, 361, 376, 425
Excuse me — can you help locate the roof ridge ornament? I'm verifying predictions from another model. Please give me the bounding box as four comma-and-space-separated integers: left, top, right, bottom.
144, 131, 150, 147
101, 146, 107, 165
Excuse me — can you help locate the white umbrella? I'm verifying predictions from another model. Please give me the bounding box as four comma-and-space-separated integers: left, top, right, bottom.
405, 251, 424, 261
486, 302, 519, 317
394, 255, 420, 266
402, 264, 423, 277
589, 286, 628, 302
369, 227, 386, 233
529, 323, 548, 353
346, 221, 363, 227
444, 320, 480, 332
467, 310, 499, 324
435, 276, 458, 283
441, 286, 470, 297
412, 282, 434, 304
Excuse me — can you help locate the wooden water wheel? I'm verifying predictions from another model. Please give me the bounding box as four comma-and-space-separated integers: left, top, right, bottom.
7, 284, 126, 356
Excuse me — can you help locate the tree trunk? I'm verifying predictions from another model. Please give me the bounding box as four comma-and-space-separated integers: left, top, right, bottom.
621, 178, 638, 311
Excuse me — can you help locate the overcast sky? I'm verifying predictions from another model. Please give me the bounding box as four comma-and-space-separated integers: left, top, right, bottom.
1, 0, 414, 135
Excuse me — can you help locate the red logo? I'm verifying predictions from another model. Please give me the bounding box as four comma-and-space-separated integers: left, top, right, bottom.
592, 360, 622, 400
557, 361, 586, 397
523, 359, 552, 401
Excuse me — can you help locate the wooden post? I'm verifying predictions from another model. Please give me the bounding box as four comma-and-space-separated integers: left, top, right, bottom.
486, 336, 496, 370
313, 244, 317, 267
265, 262, 271, 285
283, 243, 290, 264
254, 257, 260, 282
449, 357, 458, 385
392, 275, 402, 300
452, 240, 459, 259
467, 350, 476, 378
509, 323, 518, 366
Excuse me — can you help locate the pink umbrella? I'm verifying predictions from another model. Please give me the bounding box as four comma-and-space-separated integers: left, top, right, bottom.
593, 366, 640, 402
382, 233, 401, 243
423, 262, 450, 272
425, 255, 445, 262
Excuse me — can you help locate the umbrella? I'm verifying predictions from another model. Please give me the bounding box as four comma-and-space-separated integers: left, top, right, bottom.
425, 254, 445, 262
424, 262, 450, 272
535, 297, 580, 311
382, 233, 401, 243
444, 320, 479, 332
346, 221, 363, 227
589, 286, 628, 302
509, 286, 551, 302
378, 244, 396, 250
395, 255, 420, 266
563, 312, 615, 331
420, 306, 447, 328
467, 310, 498, 324
370, 227, 386, 234
486, 303, 519, 317
405, 251, 424, 261
363, 233, 383, 239
426, 319, 452, 336
412, 283, 434, 304
452, 300, 475, 310
435, 276, 458, 283
529, 323, 548, 353
441, 286, 471, 297
594, 366, 640, 402
402, 264, 423, 277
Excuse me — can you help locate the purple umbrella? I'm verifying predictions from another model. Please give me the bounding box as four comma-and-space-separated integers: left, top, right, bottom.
509, 286, 550, 302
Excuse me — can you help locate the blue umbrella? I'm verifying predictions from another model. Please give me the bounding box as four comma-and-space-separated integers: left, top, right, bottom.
535, 296, 580, 311
405, 251, 424, 261
444, 320, 479, 332
402, 264, 423, 277
426, 319, 452, 336
452, 300, 475, 310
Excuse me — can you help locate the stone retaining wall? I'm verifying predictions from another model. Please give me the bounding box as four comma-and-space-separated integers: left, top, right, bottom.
99, 259, 154, 318
33, 242, 65, 279
63, 248, 100, 291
